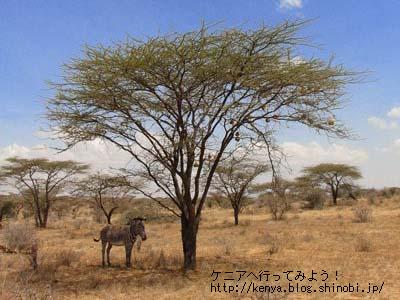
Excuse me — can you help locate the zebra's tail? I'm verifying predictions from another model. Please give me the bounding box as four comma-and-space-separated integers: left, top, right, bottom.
93, 238, 100, 242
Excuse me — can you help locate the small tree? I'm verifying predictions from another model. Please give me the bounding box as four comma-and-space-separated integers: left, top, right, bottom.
254, 177, 295, 220
294, 175, 326, 209
75, 173, 139, 224
214, 157, 269, 225
299, 163, 362, 205
0, 157, 88, 227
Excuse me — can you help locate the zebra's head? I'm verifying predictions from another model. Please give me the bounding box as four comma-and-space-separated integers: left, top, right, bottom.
128, 217, 147, 241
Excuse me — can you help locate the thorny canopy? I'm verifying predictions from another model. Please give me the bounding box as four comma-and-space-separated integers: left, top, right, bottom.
46, 21, 357, 219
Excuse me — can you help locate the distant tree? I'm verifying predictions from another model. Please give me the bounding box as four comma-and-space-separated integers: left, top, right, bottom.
75, 173, 141, 224
0, 157, 88, 227
46, 22, 357, 270
293, 175, 327, 209
253, 177, 296, 220
299, 163, 362, 205
214, 157, 269, 225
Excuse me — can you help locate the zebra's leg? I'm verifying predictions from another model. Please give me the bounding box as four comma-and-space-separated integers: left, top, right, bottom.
101, 242, 107, 267
106, 244, 112, 266
125, 243, 133, 268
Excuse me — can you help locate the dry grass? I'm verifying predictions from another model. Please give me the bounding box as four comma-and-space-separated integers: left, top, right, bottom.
352, 204, 373, 223
0, 198, 399, 299
354, 236, 373, 252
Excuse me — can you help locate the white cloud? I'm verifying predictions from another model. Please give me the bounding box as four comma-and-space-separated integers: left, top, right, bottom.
367, 116, 398, 130
281, 141, 368, 168
0, 139, 133, 172
380, 138, 400, 153
0, 140, 372, 187
387, 107, 400, 119
279, 0, 303, 9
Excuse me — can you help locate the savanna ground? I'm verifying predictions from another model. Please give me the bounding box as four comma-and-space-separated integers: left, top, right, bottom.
0, 197, 399, 300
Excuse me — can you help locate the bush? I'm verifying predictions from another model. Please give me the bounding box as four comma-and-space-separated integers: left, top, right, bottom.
54, 249, 79, 267
3, 223, 37, 251
266, 196, 289, 220
206, 195, 231, 209
355, 237, 372, 252
380, 187, 400, 199
0, 200, 15, 224
261, 232, 280, 255
123, 201, 177, 223
352, 205, 372, 223
3, 222, 38, 270
134, 247, 182, 270
303, 190, 325, 210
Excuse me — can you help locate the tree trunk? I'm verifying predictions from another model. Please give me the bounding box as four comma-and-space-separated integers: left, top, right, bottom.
330, 185, 338, 205
332, 188, 339, 205
106, 207, 118, 225
181, 216, 198, 271
233, 207, 239, 225
41, 207, 49, 228
106, 214, 112, 225
35, 206, 43, 227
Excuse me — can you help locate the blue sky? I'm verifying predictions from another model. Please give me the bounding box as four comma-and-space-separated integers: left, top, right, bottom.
1, 0, 400, 187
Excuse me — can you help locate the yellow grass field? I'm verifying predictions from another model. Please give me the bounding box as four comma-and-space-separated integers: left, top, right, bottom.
0, 198, 399, 299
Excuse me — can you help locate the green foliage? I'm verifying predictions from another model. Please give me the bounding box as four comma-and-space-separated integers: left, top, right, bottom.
45, 21, 358, 269
214, 157, 269, 224
298, 163, 362, 205
46, 21, 357, 218
302, 163, 362, 180
0, 157, 89, 227
74, 172, 139, 224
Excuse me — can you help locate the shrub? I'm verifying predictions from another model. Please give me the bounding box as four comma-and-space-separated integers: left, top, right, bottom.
266, 196, 289, 220
0, 200, 15, 223
215, 237, 234, 256
240, 219, 251, 226
54, 249, 79, 267
154, 250, 167, 269
123, 200, 177, 223
352, 205, 372, 223
267, 235, 280, 255
209, 196, 232, 209
355, 237, 372, 252
3, 222, 38, 270
303, 190, 325, 210
133, 247, 182, 270
380, 187, 399, 199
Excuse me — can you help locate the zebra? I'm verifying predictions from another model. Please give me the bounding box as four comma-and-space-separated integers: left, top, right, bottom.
94, 217, 147, 268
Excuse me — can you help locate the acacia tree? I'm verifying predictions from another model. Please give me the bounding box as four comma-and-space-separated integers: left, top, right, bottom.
75, 173, 139, 224
299, 163, 362, 205
0, 157, 88, 227
214, 157, 269, 225
46, 21, 356, 270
